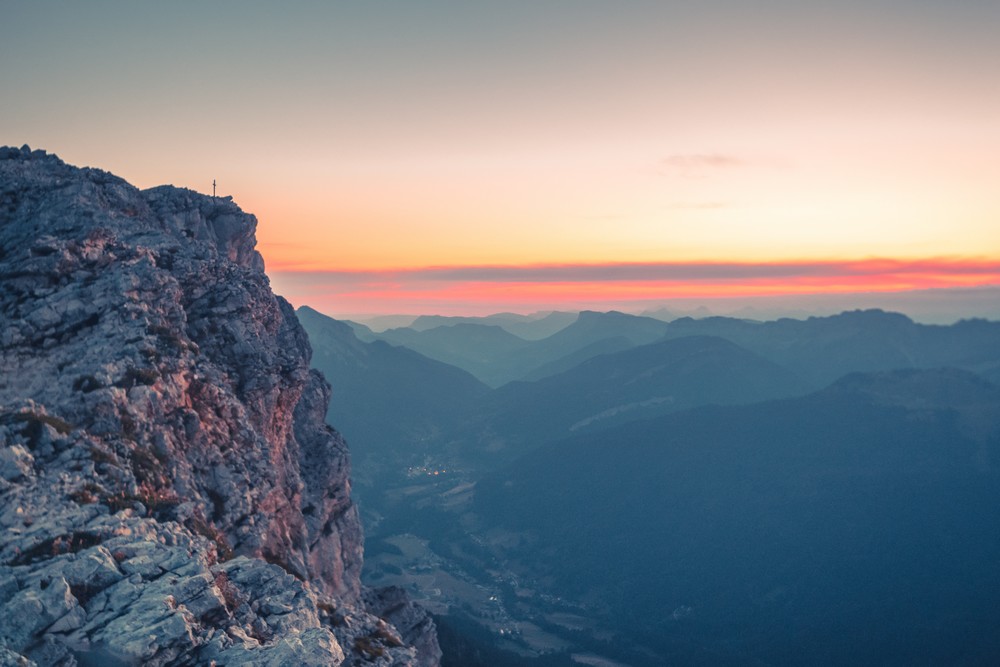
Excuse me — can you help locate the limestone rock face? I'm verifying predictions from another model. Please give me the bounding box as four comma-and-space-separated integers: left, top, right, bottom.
0, 146, 440, 666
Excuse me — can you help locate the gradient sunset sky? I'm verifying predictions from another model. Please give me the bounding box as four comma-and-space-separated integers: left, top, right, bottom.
4, 1, 999, 316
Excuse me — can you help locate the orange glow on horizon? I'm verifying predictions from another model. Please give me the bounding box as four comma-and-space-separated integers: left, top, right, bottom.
324, 273, 998, 302
268, 257, 1000, 315
8, 3, 1000, 318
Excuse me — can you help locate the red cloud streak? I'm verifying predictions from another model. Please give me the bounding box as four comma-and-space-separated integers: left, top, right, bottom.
268, 258, 1000, 314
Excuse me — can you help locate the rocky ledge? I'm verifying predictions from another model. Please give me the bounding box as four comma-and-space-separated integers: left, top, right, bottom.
0, 146, 440, 666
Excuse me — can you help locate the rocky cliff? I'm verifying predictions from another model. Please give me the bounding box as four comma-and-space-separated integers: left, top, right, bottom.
0, 146, 440, 666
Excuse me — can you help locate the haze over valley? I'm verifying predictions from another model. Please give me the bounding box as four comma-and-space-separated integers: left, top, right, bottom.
301, 305, 1000, 665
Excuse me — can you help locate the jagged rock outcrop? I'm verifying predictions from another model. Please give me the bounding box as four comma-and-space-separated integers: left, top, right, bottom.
0, 146, 441, 666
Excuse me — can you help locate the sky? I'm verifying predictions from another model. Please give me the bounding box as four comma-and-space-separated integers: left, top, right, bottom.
3, 1, 999, 317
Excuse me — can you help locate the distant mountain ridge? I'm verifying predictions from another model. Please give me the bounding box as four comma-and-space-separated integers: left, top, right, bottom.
303, 307, 1000, 471
662, 309, 1000, 385
354, 307, 1000, 390
408, 311, 577, 340
362, 310, 672, 387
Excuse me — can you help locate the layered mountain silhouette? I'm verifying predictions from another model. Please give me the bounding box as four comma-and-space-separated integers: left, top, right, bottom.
362, 310, 671, 387
480, 335, 808, 449
298, 304, 1000, 665
662, 309, 1000, 386
370, 323, 532, 387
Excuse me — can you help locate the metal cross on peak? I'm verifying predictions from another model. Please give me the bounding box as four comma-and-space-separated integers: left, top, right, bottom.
213, 179, 216, 197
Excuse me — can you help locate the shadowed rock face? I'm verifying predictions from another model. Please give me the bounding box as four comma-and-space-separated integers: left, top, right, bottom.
0, 146, 439, 666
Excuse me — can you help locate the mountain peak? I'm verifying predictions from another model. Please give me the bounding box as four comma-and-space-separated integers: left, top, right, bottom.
0, 149, 439, 665
822, 308, 915, 326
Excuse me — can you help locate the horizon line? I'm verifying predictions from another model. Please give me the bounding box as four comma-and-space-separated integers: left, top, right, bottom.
265, 256, 1000, 281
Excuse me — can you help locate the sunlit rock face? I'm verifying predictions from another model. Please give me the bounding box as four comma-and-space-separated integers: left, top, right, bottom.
0, 146, 440, 666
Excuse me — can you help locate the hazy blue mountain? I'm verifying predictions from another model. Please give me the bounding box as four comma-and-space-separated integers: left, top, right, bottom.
517, 335, 636, 381
534, 309, 668, 350
410, 311, 577, 340
640, 305, 713, 321
474, 368, 1000, 665
639, 286, 1000, 324
490, 310, 673, 385
409, 314, 521, 331
374, 323, 533, 387
343, 319, 378, 341
367, 310, 672, 387
496, 311, 579, 340
349, 314, 419, 331
663, 309, 1000, 386
296, 306, 489, 492
482, 335, 808, 449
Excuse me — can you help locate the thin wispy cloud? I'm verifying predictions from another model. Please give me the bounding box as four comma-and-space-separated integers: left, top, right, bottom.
667, 201, 731, 210
580, 214, 628, 220
661, 153, 746, 178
